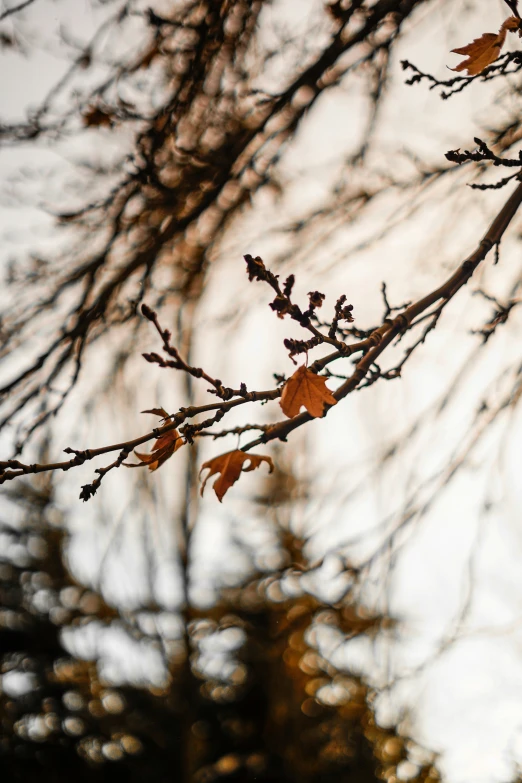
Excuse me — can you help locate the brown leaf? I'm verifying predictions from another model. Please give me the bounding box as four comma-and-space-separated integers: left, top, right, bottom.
125, 410, 183, 471
451, 16, 520, 75
280, 365, 337, 419
199, 450, 274, 502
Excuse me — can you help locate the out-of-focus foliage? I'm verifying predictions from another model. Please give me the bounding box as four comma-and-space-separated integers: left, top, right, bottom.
0, 468, 438, 782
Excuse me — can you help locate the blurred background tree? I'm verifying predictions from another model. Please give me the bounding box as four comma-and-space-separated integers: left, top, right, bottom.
0, 457, 439, 782
2, 1, 522, 782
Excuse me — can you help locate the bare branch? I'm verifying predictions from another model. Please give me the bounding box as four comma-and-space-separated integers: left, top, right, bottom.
3, 179, 522, 499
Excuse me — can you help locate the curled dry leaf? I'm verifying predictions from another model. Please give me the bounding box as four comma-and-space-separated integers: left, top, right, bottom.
199, 450, 274, 502
125, 408, 184, 471
451, 16, 520, 76
280, 365, 337, 419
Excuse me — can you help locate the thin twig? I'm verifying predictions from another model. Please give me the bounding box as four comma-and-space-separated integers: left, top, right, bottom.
2, 181, 522, 496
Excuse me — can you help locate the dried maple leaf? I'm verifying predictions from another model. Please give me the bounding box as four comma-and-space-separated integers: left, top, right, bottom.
451, 16, 520, 75
125, 408, 183, 471
280, 365, 337, 419
199, 450, 274, 502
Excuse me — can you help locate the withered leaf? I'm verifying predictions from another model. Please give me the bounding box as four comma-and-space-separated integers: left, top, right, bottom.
199, 450, 274, 502
125, 409, 183, 471
451, 16, 520, 75
280, 365, 337, 419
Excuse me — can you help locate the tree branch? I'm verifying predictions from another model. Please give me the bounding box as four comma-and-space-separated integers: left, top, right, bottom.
2, 180, 522, 498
